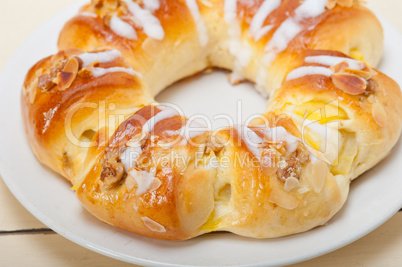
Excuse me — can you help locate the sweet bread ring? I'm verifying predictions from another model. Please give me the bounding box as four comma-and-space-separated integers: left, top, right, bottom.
21, 0, 402, 240
58, 0, 383, 96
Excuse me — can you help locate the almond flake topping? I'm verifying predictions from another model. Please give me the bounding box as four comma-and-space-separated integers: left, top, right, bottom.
372, 102, 387, 127
307, 159, 328, 193
141, 217, 166, 233
326, 0, 356, 9
268, 187, 300, 210
331, 73, 367, 95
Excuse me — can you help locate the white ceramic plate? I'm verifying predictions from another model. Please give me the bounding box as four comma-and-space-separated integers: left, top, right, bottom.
1, 1, 402, 266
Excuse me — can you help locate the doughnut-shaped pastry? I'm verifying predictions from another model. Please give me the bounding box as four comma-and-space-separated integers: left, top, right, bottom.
21, 0, 402, 240
58, 0, 383, 96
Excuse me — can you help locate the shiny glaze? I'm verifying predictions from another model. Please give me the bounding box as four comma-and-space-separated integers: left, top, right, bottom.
21, 50, 148, 179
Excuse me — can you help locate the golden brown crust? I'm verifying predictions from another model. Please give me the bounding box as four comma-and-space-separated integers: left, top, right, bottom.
21, 0, 402, 240
59, 0, 383, 95
77, 105, 214, 240
21, 49, 152, 183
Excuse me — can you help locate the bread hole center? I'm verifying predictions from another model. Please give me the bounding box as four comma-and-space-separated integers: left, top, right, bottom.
155, 69, 267, 130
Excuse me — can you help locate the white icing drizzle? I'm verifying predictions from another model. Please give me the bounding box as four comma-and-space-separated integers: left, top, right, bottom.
224, 0, 251, 83
254, 25, 274, 42
249, 0, 281, 41
235, 125, 264, 160
79, 12, 97, 18
143, 0, 160, 12
286, 66, 334, 81
185, 0, 209, 46
261, 126, 300, 153
120, 145, 142, 171
304, 55, 365, 70
122, 0, 165, 40
223, 0, 237, 22
142, 108, 178, 134
179, 120, 208, 142
78, 50, 122, 68
294, 0, 327, 18
141, 217, 166, 232
236, 124, 301, 160
263, 18, 302, 65
164, 120, 207, 145
91, 67, 142, 78
263, 0, 328, 66
109, 16, 137, 40
128, 168, 157, 196
285, 55, 365, 81
164, 129, 180, 136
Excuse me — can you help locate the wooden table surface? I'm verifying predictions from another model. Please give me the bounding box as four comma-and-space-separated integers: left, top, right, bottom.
1, 0, 402, 266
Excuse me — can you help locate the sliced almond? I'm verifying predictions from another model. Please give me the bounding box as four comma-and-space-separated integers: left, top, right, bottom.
344, 68, 372, 80
372, 102, 387, 127
149, 178, 162, 192
309, 160, 328, 193
51, 51, 66, 63
326, 0, 337, 9
78, 60, 99, 78
78, 67, 94, 78
331, 61, 349, 73
331, 73, 367, 95
297, 187, 310, 194
268, 187, 300, 210
63, 57, 80, 74
338, 0, 353, 7
284, 177, 301, 192
141, 217, 166, 233
57, 72, 76, 91
260, 150, 277, 176
125, 174, 136, 192
56, 57, 79, 91
28, 78, 39, 104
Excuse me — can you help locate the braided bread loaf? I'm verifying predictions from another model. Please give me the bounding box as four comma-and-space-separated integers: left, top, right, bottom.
21, 0, 402, 240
